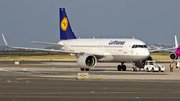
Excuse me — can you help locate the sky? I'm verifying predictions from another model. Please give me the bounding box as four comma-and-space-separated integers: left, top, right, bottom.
0, 0, 180, 48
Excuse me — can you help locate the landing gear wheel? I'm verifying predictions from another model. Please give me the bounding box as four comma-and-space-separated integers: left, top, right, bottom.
117, 62, 127, 71
85, 68, 89, 71
132, 67, 137, 72
132, 67, 135, 72
117, 65, 122, 71
80, 68, 84, 71
122, 65, 126, 71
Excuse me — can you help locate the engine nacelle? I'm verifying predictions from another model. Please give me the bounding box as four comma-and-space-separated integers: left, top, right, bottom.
170, 53, 178, 60
77, 53, 97, 68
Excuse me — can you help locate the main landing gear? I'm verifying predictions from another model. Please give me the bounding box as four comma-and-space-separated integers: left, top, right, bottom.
117, 62, 126, 71
80, 68, 89, 71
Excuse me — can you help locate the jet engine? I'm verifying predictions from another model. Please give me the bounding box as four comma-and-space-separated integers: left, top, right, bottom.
77, 53, 97, 69
170, 53, 178, 60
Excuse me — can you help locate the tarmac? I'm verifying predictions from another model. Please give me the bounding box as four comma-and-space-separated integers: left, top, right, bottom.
0, 61, 180, 101
0, 61, 179, 80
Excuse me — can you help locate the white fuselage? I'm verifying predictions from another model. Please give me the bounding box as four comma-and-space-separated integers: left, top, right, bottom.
58, 38, 150, 62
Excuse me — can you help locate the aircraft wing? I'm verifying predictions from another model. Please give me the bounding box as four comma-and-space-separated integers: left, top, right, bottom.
31, 41, 104, 56
2, 34, 105, 57
150, 35, 178, 53
149, 48, 176, 53
2, 34, 80, 54
32, 41, 63, 47
5, 46, 82, 54
3, 44, 81, 54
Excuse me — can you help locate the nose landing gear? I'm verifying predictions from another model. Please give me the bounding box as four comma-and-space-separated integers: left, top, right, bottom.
132, 67, 137, 72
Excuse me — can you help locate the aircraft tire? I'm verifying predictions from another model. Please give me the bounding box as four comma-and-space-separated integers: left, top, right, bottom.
85, 69, 89, 71
132, 67, 135, 72
122, 65, 126, 71
80, 68, 84, 71
132, 67, 134, 72
117, 65, 122, 71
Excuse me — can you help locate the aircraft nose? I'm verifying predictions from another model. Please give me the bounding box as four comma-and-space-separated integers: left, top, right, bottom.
140, 49, 150, 59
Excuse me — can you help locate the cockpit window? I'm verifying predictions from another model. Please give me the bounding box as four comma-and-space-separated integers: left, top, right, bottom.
132, 45, 147, 48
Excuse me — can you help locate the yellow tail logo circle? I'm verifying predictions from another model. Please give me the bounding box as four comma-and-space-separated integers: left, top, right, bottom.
61, 17, 68, 31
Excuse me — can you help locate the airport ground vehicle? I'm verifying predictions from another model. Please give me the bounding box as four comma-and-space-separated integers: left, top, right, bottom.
144, 61, 165, 72
174, 60, 180, 68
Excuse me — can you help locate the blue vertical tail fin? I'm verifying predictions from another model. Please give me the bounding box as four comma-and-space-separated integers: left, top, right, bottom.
59, 8, 76, 40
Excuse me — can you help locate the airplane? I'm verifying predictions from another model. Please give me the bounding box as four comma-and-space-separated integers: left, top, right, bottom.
169, 35, 180, 60
149, 35, 179, 60
2, 8, 152, 71
167, 35, 180, 60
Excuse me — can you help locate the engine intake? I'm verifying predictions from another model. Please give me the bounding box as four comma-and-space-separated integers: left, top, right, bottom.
170, 53, 178, 60
77, 54, 97, 68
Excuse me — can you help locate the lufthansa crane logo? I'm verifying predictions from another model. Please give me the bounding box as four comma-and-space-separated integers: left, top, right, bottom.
61, 17, 68, 31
